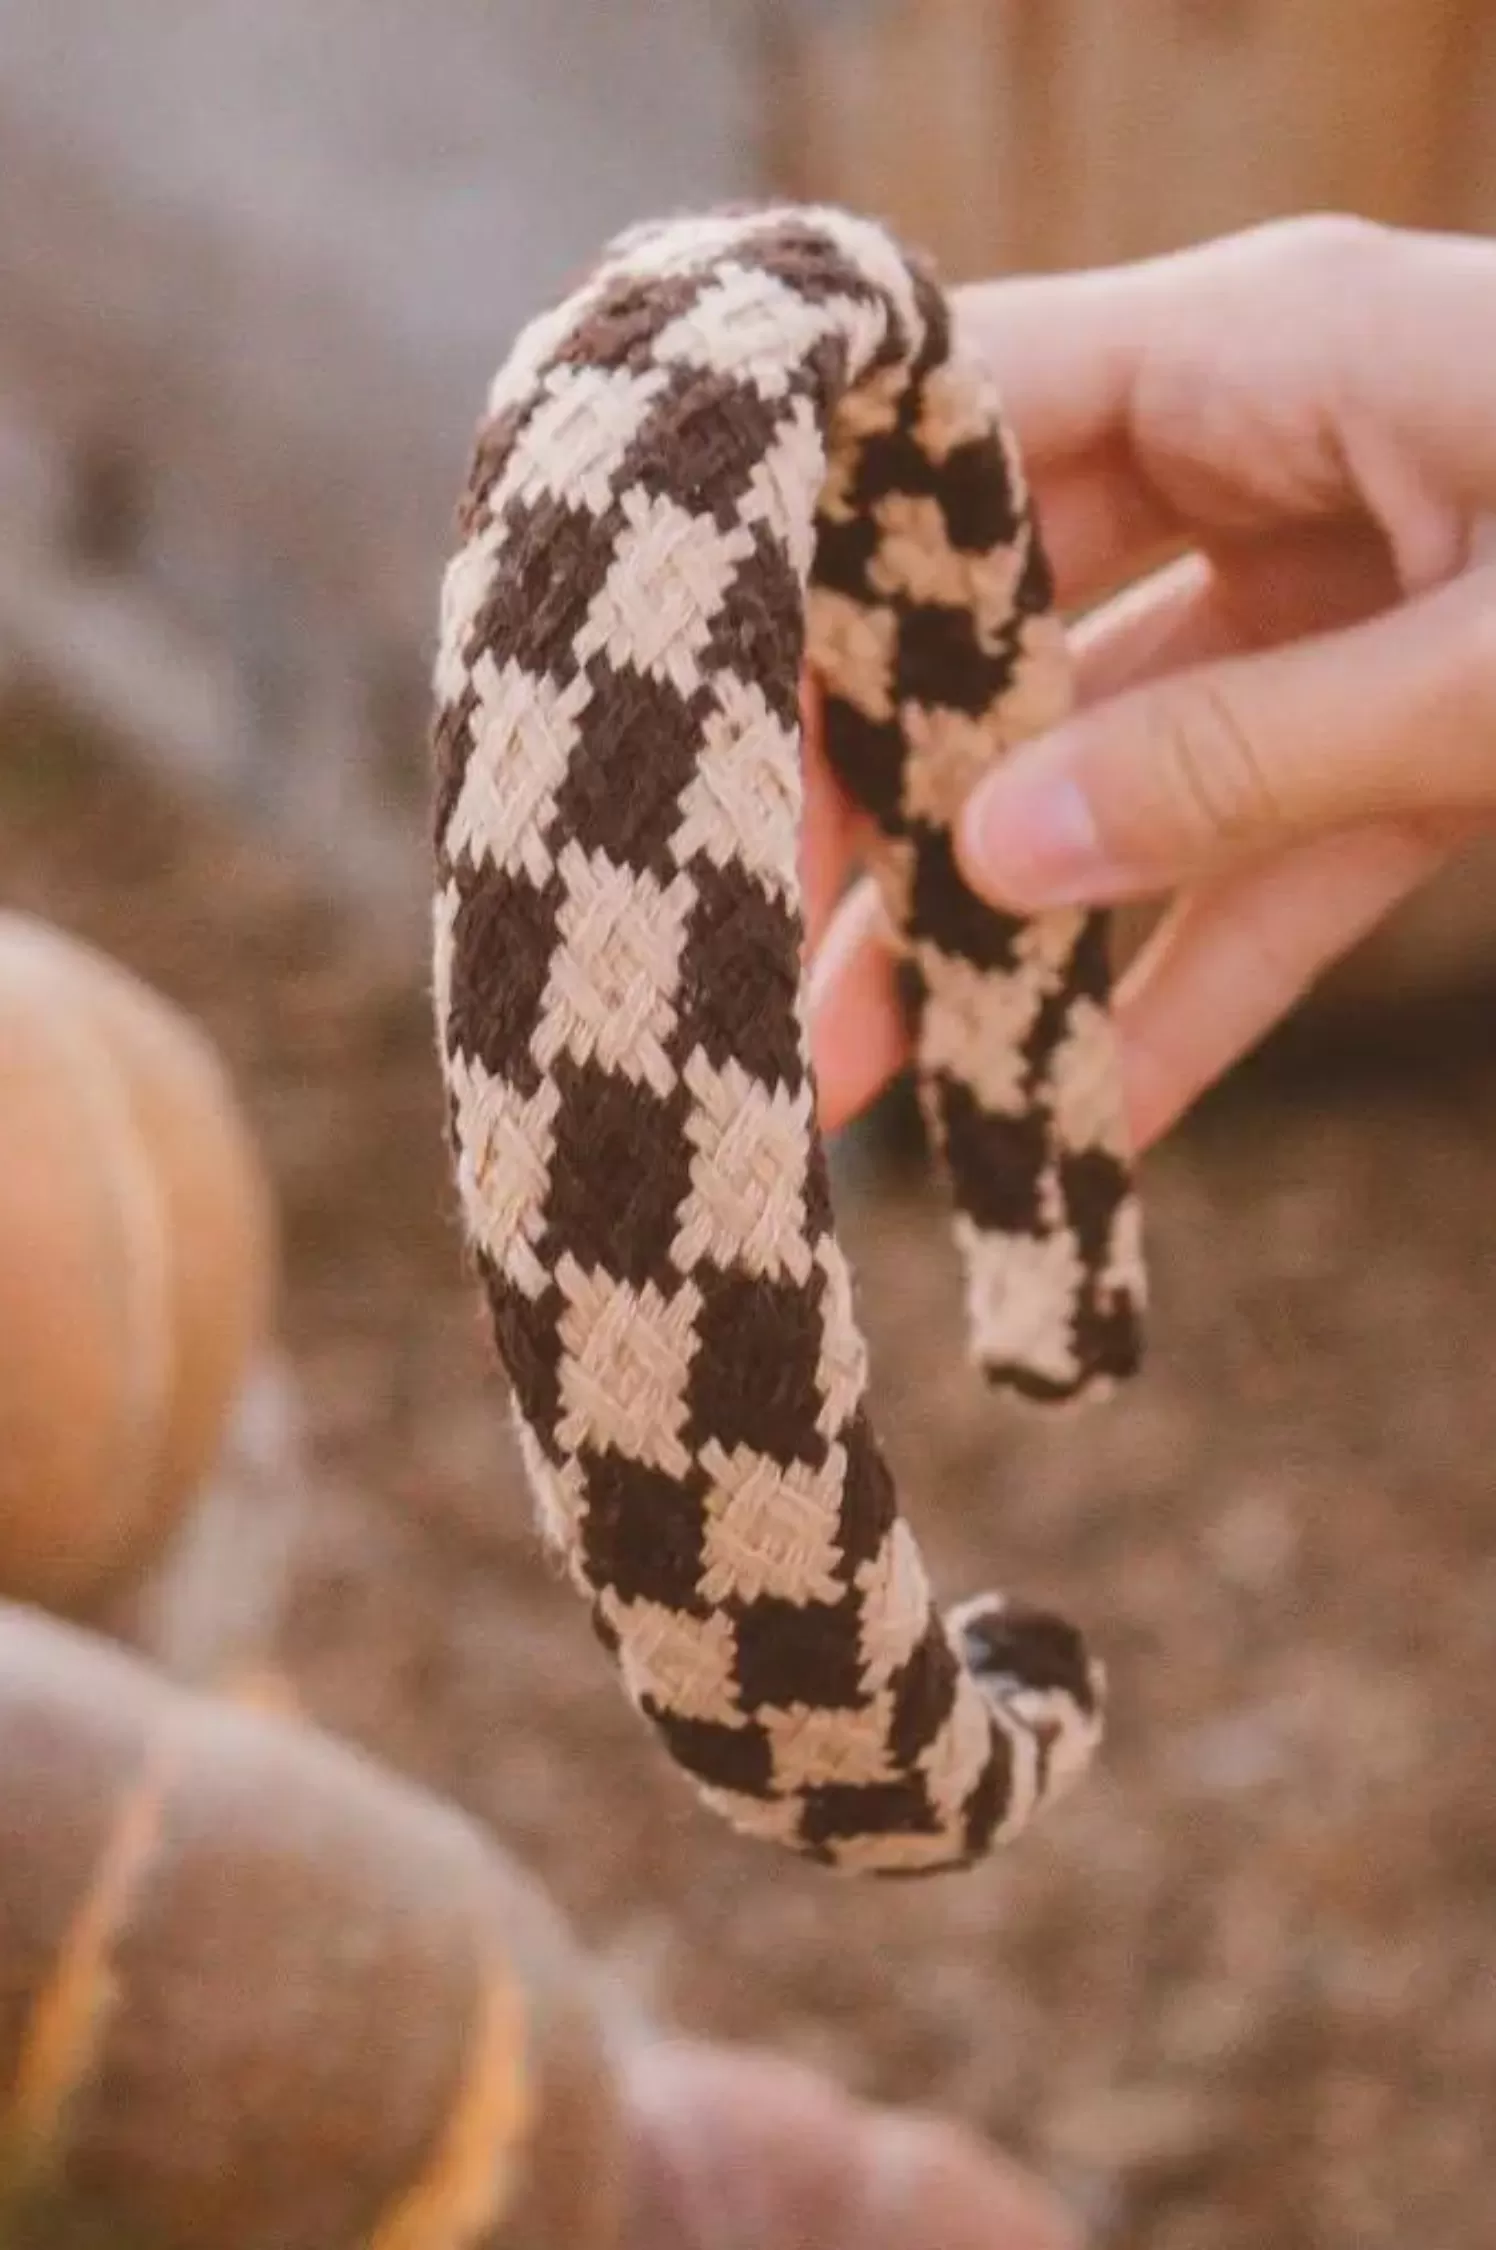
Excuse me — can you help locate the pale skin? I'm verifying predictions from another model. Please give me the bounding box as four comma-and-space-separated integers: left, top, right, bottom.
804, 214, 1496, 1155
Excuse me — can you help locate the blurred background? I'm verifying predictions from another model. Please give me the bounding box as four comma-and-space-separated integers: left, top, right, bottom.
2, 7, 1496, 2249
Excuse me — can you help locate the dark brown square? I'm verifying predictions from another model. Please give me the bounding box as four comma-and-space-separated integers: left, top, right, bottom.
576, 1451, 710, 1612
699, 522, 805, 730
932, 1079, 1049, 1237
887, 1616, 960, 1766
541, 1058, 693, 1291
730, 217, 878, 303
443, 859, 566, 1089
476, 1256, 562, 1446
549, 664, 706, 876
672, 859, 805, 1095
686, 1262, 827, 1463
895, 600, 1001, 719
731, 1587, 867, 1713
444, 863, 565, 1091
644, 1706, 775, 1797
797, 1776, 938, 1853
618, 363, 792, 533
810, 508, 880, 604
818, 699, 909, 834
467, 491, 625, 687
929, 435, 1023, 552
907, 824, 1021, 969
832, 1409, 898, 1579
847, 414, 941, 514
432, 682, 478, 866
959, 1733, 1012, 1861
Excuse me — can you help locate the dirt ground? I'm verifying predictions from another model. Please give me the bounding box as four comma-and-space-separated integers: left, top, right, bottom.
4, 687, 1495, 2250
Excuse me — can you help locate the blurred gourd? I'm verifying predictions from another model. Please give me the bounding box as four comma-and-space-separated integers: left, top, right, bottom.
0, 912, 275, 1611
0, 1602, 626, 2250
0, 1604, 1076, 2250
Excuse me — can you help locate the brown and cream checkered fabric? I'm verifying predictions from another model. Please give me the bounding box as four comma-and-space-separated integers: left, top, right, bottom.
430, 205, 1147, 1875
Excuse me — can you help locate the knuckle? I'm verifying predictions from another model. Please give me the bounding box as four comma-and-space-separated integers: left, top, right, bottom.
1147, 675, 1285, 855
1259, 210, 1391, 284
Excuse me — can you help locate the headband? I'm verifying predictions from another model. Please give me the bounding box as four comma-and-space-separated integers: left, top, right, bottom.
431, 206, 1145, 1874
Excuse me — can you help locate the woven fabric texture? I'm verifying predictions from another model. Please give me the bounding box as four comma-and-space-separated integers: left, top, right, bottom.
430, 205, 1147, 1875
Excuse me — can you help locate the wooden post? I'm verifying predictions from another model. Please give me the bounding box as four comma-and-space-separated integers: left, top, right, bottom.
773, 0, 1489, 277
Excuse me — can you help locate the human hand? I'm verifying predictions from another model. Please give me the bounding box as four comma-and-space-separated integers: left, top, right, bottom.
805, 216, 1496, 1152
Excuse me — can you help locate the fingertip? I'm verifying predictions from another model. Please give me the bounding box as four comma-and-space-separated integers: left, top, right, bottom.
952, 264, 1154, 468
955, 745, 1132, 912
1113, 1016, 1180, 1160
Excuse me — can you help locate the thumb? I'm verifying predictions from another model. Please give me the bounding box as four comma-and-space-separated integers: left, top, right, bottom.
958, 559, 1496, 908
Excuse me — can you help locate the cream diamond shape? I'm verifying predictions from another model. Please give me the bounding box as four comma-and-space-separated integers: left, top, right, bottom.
670, 675, 802, 903
652, 262, 884, 403
919, 1671, 997, 1829
672, 1051, 814, 1283
555, 1254, 701, 1478
955, 1218, 1084, 1390
1046, 996, 1129, 1158
761, 1694, 897, 1795
899, 703, 1001, 829
447, 1054, 561, 1302
532, 841, 695, 1100
795, 204, 924, 355
574, 485, 756, 700
737, 394, 826, 584
486, 361, 670, 521
698, 1439, 845, 1607
806, 587, 897, 724
827, 1828, 960, 1876
868, 492, 1025, 628
434, 522, 502, 709
443, 653, 592, 883
854, 1518, 933, 1693
913, 952, 1047, 1120
599, 1591, 745, 1727
813, 1236, 868, 1443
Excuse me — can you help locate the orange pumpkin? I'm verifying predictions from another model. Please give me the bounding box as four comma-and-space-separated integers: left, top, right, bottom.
0, 912, 275, 1610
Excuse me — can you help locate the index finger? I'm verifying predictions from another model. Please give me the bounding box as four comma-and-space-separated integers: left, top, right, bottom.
956, 265, 1154, 466
956, 270, 1183, 605
1030, 449, 1182, 612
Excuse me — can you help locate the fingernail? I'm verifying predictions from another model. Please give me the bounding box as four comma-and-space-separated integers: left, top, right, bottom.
960, 750, 1118, 909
